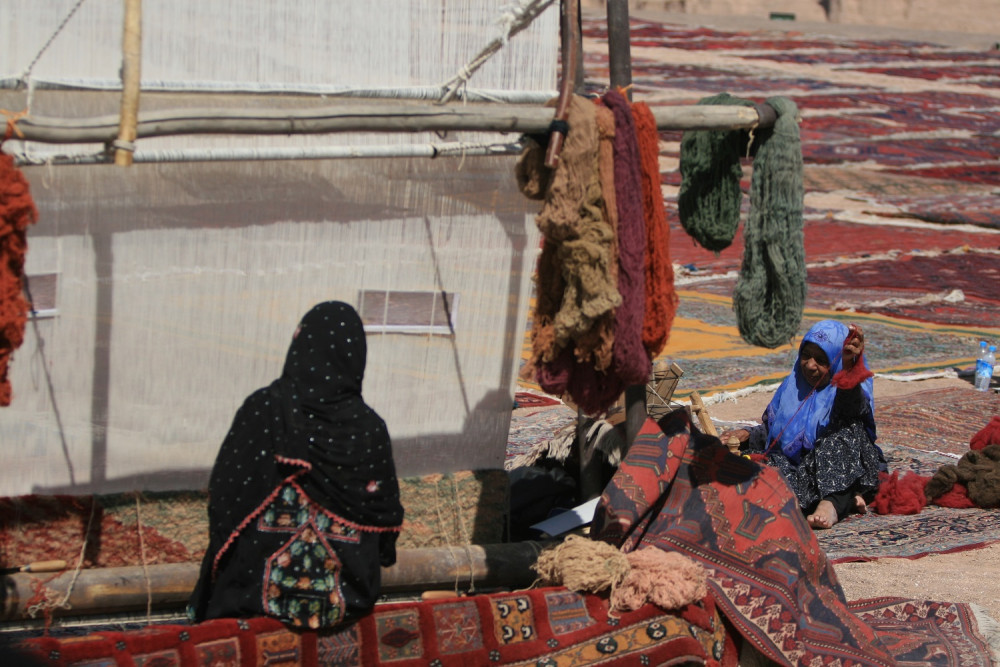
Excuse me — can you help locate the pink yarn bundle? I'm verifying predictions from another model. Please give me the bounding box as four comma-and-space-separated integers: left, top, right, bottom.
610, 547, 707, 613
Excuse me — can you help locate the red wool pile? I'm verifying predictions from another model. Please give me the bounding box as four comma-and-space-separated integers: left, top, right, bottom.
0, 153, 38, 406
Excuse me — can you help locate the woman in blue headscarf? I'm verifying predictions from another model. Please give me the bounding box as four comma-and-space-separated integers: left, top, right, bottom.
721, 320, 884, 529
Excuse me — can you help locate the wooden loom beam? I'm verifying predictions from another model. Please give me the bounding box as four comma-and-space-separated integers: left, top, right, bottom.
0, 542, 547, 622
7, 103, 774, 146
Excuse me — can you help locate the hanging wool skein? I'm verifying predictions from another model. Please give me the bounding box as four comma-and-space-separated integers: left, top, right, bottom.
632, 101, 677, 358
571, 103, 619, 372
0, 153, 38, 406
601, 89, 650, 388
677, 93, 755, 253
516, 95, 621, 377
538, 102, 629, 416
732, 96, 806, 349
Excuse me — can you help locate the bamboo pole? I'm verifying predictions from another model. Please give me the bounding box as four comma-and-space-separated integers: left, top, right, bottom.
0, 542, 547, 622
9, 103, 771, 145
113, 0, 142, 166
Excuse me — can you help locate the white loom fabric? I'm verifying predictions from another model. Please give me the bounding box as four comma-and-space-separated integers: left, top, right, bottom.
0, 2, 555, 495
2, 1, 558, 158
3, 1, 558, 94
2, 157, 542, 495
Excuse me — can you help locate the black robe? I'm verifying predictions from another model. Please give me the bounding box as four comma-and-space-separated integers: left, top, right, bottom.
189, 301, 404, 629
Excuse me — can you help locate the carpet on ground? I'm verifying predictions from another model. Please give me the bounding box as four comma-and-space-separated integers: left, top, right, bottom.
816, 442, 1000, 563
805, 251, 1000, 327
869, 192, 1000, 229
519, 290, 999, 399
876, 386, 1000, 457
849, 597, 997, 667
666, 213, 997, 275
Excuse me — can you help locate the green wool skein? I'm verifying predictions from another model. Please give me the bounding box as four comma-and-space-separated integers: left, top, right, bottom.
677, 93, 755, 253
733, 96, 806, 349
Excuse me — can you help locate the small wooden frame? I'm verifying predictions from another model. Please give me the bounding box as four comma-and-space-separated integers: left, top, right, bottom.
645, 361, 684, 421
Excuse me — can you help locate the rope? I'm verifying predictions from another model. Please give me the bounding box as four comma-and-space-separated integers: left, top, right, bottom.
437, 0, 557, 104
25, 497, 96, 621
17, 0, 90, 87
134, 492, 153, 622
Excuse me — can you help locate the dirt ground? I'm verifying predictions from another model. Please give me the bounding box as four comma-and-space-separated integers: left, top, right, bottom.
709, 376, 1000, 624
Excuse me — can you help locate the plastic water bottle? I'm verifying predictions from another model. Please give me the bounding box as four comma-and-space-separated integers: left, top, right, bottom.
976, 344, 996, 392
975, 341, 988, 382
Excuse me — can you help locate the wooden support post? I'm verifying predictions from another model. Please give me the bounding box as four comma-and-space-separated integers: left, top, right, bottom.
689, 391, 718, 437
606, 0, 632, 97
114, 0, 141, 166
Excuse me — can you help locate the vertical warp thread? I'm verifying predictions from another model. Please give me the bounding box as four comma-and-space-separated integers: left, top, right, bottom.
602, 89, 650, 387
632, 101, 677, 358
733, 96, 806, 348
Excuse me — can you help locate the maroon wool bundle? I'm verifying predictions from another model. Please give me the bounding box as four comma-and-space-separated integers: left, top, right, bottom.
872, 470, 929, 515
602, 89, 650, 388
932, 483, 977, 509
971, 416, 1000, 451
830, 353, 874, 390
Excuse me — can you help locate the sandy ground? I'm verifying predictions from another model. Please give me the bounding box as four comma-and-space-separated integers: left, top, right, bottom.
709, 376, 1000, 625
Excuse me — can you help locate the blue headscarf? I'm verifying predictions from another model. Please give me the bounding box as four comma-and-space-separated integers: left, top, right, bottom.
765, 320, 876, 461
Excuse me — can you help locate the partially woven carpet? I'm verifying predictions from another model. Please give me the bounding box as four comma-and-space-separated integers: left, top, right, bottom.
15, 586, 731, 666
0, 470, 509, 570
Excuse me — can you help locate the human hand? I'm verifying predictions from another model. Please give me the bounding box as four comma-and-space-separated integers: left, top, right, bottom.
719, 428, 750, 450
842, 324, 864, 369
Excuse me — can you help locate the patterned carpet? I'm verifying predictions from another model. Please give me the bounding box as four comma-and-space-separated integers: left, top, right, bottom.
15, 586, 732, 666
520, 290, 996, 400
577, 13, 1000, 396
877, 386, 1000, 457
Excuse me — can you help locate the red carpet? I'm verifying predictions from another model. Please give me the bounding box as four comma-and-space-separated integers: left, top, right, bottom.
16, 586, 731, 666
667, 215, 996, 275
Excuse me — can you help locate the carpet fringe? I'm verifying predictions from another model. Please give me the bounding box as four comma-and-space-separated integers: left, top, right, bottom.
968, 603, 1000, 665
874, 369, 958, 382
698, 382, 782, 406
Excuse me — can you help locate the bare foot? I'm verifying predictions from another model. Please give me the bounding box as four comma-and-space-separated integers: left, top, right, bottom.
854, 495, 867, 515
807, 500, 839, 529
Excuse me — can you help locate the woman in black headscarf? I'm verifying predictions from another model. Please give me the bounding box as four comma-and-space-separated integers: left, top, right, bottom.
189, 301, 404, 629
